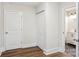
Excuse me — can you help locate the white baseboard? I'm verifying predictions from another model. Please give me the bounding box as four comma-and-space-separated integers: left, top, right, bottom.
43, 48, 65, 55
37, 46, 65, 55
43, 48, 58, 55
43, 51, 58, 55
0, 49, 3, 56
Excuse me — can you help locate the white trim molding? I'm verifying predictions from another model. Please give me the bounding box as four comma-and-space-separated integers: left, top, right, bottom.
43, 48, 65, 55
0, 49, 3, 56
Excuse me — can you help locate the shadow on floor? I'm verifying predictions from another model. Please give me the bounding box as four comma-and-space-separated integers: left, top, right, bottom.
65, 43, 76, 57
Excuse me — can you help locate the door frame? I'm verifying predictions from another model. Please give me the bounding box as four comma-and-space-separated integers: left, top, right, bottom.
62, 3, 78, 56
62, 3, 78, 57
76, 2, 78, 57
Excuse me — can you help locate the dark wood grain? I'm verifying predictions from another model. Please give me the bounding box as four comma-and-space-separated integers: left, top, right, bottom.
1, 46, 72, 57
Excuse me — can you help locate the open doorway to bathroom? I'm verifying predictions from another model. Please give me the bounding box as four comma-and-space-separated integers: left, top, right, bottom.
65, 7, 76, 57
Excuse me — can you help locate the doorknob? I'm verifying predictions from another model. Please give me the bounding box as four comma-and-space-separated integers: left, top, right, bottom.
5, 32, 8, 34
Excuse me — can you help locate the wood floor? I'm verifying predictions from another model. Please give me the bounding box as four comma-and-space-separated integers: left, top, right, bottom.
1, 46, 72, 57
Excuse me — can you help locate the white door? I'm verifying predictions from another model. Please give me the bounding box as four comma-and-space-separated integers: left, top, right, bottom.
4, 11, 22, 50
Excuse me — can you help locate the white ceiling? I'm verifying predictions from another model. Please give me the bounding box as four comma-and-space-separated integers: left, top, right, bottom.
8, 2, 41, 7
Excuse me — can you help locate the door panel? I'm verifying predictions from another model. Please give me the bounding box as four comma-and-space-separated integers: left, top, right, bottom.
4, 11, 22, 50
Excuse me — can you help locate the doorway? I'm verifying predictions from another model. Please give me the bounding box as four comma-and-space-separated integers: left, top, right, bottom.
64, 7, 76, 57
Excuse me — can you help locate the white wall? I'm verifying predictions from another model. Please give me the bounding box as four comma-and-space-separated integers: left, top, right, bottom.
3, 3, 37, 48
45, 2, 59, 53
22, 6, 37, 48
36, 3, 61, 54
36, 3, 47, 51
0, 3, 4, 52
0, 3, 2, 51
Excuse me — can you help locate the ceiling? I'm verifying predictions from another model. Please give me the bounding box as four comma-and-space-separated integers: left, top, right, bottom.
7, 2, 41, 7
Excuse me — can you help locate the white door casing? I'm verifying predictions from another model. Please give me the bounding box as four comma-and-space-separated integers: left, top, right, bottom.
76, 2, 79, 57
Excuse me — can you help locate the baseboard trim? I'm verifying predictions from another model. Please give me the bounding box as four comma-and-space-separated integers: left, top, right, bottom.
0, 50, 3, 56
43, 48, 65, 55
43, 50, 59, 55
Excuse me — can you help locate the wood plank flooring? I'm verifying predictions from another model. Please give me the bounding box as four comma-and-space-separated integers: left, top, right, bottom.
1, 46, 72, 57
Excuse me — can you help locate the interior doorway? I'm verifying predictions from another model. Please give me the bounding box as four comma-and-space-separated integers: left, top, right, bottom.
64, 7, 76, 57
